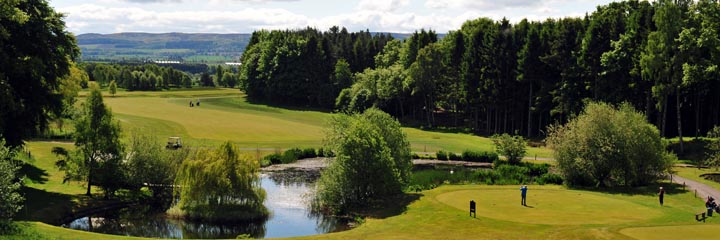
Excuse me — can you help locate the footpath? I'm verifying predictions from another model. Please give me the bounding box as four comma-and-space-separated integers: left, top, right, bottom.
671, 174, 720, 200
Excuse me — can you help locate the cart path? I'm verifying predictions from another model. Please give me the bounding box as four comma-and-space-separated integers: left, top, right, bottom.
671, 174, 720, 200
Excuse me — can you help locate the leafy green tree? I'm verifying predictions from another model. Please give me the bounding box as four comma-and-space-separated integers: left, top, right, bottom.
333, 59, 353, 92
547, 102, 675, 187
172, 141, 266, 221
705, 126, 720, 170
407, 43, 446, 127
125, 132, 188, 205
222, 72, 238, 88
108, 80, 117, 96
0, 0, 79, 147
200, 72, 214, 87
315, 108, 411, 213
215, 65, 224, 87
0, 139, 23, 229
491, 133, 527, 165
71, 83, 124, 196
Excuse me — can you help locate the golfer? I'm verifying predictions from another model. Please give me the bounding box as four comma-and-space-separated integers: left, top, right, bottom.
521, 185, 528, 206
658, 187, 665, 206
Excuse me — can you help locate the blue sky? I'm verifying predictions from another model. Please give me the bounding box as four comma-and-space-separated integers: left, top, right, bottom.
50, 0, 619, 34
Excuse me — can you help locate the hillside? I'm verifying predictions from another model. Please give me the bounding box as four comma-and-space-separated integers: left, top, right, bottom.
77, 32, 252, 63
76, 32, 420, 64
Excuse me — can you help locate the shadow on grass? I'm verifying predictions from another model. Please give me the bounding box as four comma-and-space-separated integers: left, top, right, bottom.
351, 193, 423, 219
569, 182, 690, 196
17, 161, 49, 184
16, 187, 76, 224
244, 97, 334, 113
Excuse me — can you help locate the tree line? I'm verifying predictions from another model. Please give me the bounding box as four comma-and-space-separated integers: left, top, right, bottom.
83, 62, 194, 90
239, 0, 720, 148
239, 27, 394, 107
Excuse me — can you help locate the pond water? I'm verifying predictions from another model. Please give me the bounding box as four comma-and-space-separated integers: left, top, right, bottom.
62, 172, 347, 239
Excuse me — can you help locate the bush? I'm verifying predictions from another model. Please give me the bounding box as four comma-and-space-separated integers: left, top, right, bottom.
537, 173, 563, 185
301, 148, 317, 159
282, 148, 302, 164
448, 152, 462, 161
264, 153, 283, 164
547, 102, 675, 187
462, 150, 498, 163
436, 150, 448, 160
491, 133, 527, 165
317, 147, 326, 157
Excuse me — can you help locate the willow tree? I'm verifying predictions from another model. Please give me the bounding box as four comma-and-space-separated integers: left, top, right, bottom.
171, 142, 266, 222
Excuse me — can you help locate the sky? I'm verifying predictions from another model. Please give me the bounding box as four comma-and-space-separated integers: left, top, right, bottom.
49, 0, 619, 34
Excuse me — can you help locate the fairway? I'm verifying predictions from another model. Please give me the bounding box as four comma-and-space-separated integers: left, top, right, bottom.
435, 186, 662, 225
100, 89, 553, 157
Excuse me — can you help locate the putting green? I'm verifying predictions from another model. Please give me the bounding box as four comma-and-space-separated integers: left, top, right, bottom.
619, 224, 720, 240
436, 186, 663, 225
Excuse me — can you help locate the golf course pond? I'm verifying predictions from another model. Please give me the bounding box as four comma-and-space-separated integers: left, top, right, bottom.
61, 171, 348, 239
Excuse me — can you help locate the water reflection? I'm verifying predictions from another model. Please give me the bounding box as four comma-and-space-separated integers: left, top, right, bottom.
62, 172, 346, 239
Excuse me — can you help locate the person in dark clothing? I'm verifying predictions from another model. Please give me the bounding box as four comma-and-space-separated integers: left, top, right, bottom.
658, 187, 665, 206
520, 185, 528, 206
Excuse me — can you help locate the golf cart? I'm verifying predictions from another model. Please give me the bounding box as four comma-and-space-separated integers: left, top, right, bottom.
166, 137, 182, 149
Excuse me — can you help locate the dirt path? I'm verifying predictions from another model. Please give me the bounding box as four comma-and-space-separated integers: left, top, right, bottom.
671, 174, 720, 200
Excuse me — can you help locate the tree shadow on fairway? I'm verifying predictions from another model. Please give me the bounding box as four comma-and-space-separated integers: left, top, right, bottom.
352, 193, 423, 219
16, 187, 75, 224
245, 98, 334, 113
16, 161, 49, 184
571, 182, 689, 196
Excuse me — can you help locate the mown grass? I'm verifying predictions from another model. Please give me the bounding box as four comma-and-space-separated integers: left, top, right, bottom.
293, 184, 716, 240
99, 89, 552, 157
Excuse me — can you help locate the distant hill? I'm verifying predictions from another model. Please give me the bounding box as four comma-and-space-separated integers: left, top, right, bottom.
77, 32, 252, 64
76, 32, 431, 64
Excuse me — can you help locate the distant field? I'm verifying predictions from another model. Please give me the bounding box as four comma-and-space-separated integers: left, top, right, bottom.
98, 88, 553, 157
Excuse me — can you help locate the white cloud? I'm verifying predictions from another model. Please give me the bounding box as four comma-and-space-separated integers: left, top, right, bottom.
55, 0, 617, 33
356, 0, 410, 12
425, 0, 542, 11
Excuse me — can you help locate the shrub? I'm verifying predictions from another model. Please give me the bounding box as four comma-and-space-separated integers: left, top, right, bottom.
301, 148, 317, 159
462, 150, 498, 163
317, 147, 326, 157
491, 133, 527, 165
537, 173, 563, 185
448, 152, 462, 161
436, 150, 448, 160
264, 153, 283, 164
282, 148, 302, 164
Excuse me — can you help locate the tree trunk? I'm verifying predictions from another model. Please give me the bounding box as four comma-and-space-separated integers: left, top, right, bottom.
695, 95, 700, 138
676, 90, 684, 154
527, 85, 533, 138
86, 157, 93, 196
661, 98, 668, 137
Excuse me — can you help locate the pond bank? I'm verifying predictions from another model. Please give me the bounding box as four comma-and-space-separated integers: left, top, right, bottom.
261, 157, 492, 172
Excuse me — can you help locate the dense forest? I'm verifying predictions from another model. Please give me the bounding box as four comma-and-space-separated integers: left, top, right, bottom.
239, 0, 720, 145
239, 27, 395, 107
